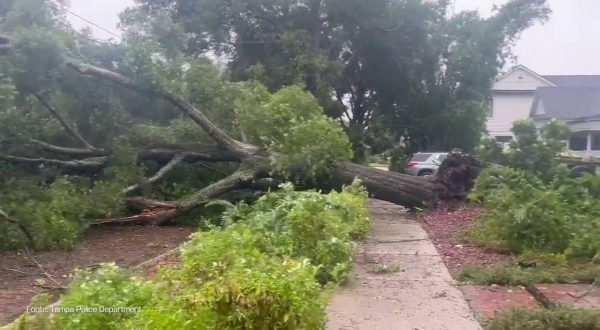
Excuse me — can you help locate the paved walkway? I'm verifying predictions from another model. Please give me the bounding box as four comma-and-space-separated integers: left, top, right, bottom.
326, 200, 481, 330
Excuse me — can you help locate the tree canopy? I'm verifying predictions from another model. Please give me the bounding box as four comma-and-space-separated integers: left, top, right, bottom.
125, 0, 550, 159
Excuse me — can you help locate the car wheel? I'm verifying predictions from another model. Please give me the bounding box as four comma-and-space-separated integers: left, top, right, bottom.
418, 170, 433, 177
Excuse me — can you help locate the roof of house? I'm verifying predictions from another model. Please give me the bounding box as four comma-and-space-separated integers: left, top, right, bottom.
542, 75, 600, 88
531, 87, 600, 120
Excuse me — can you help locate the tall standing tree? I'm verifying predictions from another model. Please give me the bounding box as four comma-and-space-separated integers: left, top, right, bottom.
124, 0, 550, 161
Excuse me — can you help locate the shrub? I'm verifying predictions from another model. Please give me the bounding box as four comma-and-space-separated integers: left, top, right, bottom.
222, 180, 371, 284
57, 264, 154, 330
131, 224, 325, 330
487, 307, 600, 330
476, 120, 570, 182
327, 179, 371, 240
468, 167, 600, 259
190, 256, 324, 329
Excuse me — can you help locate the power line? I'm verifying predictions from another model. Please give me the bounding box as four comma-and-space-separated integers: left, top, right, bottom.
56, 3, 123, 40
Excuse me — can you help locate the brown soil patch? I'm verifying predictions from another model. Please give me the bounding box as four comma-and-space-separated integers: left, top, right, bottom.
0, 225, 194, 326
419, 206, 512, 274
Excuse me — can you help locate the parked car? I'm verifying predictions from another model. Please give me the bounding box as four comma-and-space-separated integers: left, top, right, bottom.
405, 152, 448, 176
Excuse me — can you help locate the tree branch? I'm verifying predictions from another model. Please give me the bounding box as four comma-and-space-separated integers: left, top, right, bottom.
28, 139, 106, 156
138, 144, 241, 163
102, 168, 261, 225
32, 93, 100, 151
123, 153, 186, 195
0, 154, 108, 173
66, 61, 258, 157
0, 208, 34, 246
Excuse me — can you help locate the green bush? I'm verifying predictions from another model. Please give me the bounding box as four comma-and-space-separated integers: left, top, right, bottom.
468, 167, 600, 259
476, 119, 571, 182
222, 180, 371, 284
189, 256, 324, 330
487, 307, 600, 330
58, 264, 154, 330
133, 224, 325, 330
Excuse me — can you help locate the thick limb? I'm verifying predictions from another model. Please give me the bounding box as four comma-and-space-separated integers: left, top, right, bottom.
123, 153, 187, 195
66, 61, 258, 157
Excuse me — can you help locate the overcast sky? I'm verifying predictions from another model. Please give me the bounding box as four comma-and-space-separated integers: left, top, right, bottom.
68, 0, 600, 75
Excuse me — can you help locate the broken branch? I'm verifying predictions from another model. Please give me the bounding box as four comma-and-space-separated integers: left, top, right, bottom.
102, 168, 262, 225
123, 153, 186, 195
138, 144, 241, 163
28, 139, 106, 156
66, 61, 258, 157
0, 208, 34, 245
0, 154, 108, 173
32, 92, 100, 151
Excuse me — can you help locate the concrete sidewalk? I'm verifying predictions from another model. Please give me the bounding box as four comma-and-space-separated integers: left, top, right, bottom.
326, 200, 481, 330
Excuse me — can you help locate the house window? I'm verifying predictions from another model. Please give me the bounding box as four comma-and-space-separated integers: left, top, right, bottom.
487, 103, 493, 118
570, 134, 587, 151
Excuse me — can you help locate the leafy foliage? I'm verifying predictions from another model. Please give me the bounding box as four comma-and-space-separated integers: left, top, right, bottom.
237, 85, 353, 177
468, 166, 600, 259
0, 178, 125, 250
8, 182, 370, 330
467, 118, 600, 259
476, 120, 571, 181
222, 179, 370, 284
58, 264, 154, 330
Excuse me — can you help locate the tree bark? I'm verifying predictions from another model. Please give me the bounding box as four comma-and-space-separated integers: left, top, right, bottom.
0, 155, 108, 174
107, 168, 262, 224
331, 162, 432, 208
123, 154, 186, 195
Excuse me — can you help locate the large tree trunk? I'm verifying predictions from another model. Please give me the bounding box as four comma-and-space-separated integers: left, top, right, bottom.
331, 162, 432, 208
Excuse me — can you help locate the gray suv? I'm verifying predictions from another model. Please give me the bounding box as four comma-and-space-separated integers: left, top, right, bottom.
405, 152, 448, 176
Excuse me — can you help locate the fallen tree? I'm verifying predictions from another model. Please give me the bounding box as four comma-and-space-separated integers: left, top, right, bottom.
0, 59, 478, 227
58, 60, 439, 222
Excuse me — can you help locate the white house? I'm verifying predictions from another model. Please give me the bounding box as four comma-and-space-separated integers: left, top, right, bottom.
488, 65, 600, 155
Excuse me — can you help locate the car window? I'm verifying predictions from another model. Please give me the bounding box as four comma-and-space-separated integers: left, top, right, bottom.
436, 154, 447, 162
410, 153, 432, 162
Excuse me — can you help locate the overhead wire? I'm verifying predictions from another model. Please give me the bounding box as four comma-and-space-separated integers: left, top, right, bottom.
55, 2, 123, 40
